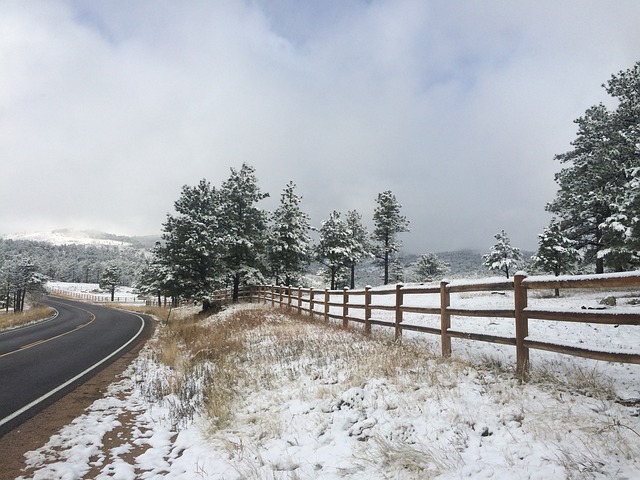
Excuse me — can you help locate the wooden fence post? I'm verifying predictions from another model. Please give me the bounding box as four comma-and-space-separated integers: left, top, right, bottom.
364, 286, 372, 335
270, 285, 275, 307
297, 287, 303, 315
279, 285, 284, 307
440, 280, 451, 357
324, 289, 330, 322
309, 288, 315, 319
343, 287, 349, 328
287, 286, 292, 310
394, 284, 403, 341
514, 273, 529, 381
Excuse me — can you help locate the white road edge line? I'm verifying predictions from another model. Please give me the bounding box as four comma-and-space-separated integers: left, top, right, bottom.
0, 312, 146, 429
0, 308, 60, 336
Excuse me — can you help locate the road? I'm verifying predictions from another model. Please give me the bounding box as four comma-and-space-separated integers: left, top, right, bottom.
0, 297, 150, 436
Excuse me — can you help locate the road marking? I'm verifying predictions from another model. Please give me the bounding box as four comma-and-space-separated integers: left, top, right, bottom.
0, 311, 146, 430
0, 311, 95, 359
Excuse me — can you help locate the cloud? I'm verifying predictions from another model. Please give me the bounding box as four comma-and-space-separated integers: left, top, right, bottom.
1, 0, 640, 255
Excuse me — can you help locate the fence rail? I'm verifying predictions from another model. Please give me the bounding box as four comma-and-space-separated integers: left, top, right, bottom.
253, 271, 640, 379
49, 286, 142, 304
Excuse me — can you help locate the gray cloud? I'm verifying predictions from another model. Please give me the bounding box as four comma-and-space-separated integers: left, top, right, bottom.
2, 0, 640, 253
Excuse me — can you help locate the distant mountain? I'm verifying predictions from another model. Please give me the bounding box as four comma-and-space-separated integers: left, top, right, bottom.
4, 229, 161, 250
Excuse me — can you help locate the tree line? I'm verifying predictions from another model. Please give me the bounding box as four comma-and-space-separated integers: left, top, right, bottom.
0, 239, 145, 312
136, 164, 412, 308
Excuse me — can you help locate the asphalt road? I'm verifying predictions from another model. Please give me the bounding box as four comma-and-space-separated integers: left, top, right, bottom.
0, 297, 150, 436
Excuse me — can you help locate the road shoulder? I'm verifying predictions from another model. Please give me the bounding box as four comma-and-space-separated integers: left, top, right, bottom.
0, 315, 153, 479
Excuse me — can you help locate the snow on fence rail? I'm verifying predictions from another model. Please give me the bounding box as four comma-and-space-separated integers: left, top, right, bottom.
252, 271, 640, 380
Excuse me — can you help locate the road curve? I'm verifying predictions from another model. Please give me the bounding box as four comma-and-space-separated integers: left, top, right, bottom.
0, 297, 151, 436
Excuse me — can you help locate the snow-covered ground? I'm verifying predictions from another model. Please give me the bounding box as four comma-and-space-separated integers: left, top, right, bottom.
48, 281, 142, 304
18, 284, 640, 479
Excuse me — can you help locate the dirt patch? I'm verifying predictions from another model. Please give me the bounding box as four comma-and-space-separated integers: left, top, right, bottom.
0, 317, 154, 480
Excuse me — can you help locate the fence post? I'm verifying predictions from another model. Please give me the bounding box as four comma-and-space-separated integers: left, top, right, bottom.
514, 273, 529, 381
440, 281, 451, 357
309, 288, 315, 319
324, 288, 330, 322
364, 286, 372, 335
287, 286, 292, 310
343, 287, 349, 328
394, 283, 403, 341
298, 287, 303, 315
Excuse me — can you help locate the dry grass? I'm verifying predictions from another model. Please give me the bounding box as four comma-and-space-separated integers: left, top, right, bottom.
0, 304, 56, 331
132, 304, 639, 478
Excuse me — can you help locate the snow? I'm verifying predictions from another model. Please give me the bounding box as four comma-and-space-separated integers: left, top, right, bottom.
4, 229, 133, 247
16, 286, 640, 479
48, 282, 142, 304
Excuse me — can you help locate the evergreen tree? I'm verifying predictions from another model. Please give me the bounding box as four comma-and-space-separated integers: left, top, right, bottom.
161, 179, 224, 308
531, 220, 580, 296
482, 230, 523, 278
414, 252, 450, 282
99, 262, 121, 301
136, 243, 178, 307
388, 257, 405, 284
344, 210, 372, 289
373, 190, 410, 285
0, 255, 47, 312
219, 163, 269, 302
547, 62, 640, 273
267, 182, 312, 286
316, 211, 351, 290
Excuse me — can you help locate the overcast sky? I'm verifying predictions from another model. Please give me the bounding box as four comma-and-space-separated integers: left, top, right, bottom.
2, 1, 639, 253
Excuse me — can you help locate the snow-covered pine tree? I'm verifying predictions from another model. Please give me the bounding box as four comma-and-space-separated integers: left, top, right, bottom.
267, 181, 312, 286
160, 179, 224, 308
136, 242, 179, 307
482, 230, 523, 278
414, 252, 450, 282
373, 190, 410, 285
0, 255, 46, 312
316, 211, 351, 290
599, 168, 640, 271
531, 219, 580, 295
99, 262, 121, 301
344, 210, 372, 289
219, 164, 269, 302
547, 61, 640, 273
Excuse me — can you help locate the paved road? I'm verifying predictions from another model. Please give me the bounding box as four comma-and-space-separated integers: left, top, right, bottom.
0, 297, 150, 436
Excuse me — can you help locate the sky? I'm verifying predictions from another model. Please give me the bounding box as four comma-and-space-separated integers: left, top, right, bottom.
2, 0, 640, 254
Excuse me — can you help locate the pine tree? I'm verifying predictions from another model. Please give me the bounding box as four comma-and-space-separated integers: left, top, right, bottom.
414, 252, 450, 282
482, 230, 523, 278
161, 179, 224, 308
344, 210, 372, 289
267, 181, 312, 286
547, 62, 640, 273
316, 211, 351, 290
531, 220, 580, 295
0, 255, 46, 312
219, 163, 269, 302
373, 190, 410, 285
99, 262, 121, 301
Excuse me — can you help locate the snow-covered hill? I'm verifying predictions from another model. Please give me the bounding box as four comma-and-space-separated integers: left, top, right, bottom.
3, 229, 159, 249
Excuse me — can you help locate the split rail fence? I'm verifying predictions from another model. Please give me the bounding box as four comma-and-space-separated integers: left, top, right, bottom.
253, 271, 640, 379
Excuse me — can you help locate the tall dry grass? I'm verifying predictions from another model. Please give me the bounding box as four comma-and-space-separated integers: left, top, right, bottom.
0, 304, 55, 331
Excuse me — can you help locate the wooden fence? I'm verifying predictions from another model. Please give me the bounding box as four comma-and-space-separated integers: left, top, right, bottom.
49, 286, 142, 304
253, 271, 640, 379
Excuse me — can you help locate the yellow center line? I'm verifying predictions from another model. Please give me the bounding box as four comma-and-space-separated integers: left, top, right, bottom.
0, 303, 96, 359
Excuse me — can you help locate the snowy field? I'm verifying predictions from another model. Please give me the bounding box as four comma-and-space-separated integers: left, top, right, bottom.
47, 281, 142, 304
18, 283, 640, 479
